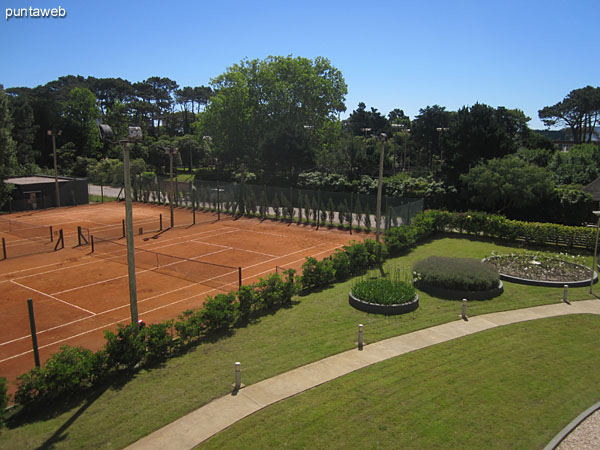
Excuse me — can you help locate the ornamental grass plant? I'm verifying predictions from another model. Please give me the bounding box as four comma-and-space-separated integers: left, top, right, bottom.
413, 256, 500, 291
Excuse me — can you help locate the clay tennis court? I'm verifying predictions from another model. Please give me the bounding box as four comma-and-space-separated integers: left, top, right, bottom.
0, 202, 367, 392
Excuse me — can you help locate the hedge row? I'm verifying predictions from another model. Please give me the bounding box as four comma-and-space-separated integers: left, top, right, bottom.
12, 270, 296, 408
384, 209, 598, 254
8, 238, 386, 411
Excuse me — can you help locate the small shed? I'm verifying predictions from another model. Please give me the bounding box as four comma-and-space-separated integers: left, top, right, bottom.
2, 175, 89, 212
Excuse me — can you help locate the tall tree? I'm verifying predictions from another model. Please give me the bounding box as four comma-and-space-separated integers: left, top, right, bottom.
539, 86, 600, 144
8, 93, 39, 170
0, 86, 19, 207
202, 56, 347, 176
344, 102, 390, 137
61, 87, 101, 159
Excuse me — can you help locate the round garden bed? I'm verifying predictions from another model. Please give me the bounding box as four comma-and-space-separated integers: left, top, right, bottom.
349, 277, 419, 315
483, 254, 598, 288
413, 256, 503, 301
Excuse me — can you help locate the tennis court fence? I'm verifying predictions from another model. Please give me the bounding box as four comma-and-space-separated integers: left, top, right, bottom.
90, 236, 242, 292
131, 178, 424, 231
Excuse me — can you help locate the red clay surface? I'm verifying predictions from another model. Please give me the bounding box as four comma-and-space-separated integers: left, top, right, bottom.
0, 202, 368, 395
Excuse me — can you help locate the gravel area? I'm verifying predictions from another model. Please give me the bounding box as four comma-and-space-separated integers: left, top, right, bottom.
556, 410, 600, 450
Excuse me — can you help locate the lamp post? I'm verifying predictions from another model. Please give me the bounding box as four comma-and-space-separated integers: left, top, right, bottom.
375, 133, 387, 243
164, 146, 178, 227
591, 211, 600, 294
98, 124, 143, 328
47, 130, 62, 207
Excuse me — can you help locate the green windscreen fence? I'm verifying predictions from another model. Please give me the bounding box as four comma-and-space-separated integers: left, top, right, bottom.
132, 178, 423, 231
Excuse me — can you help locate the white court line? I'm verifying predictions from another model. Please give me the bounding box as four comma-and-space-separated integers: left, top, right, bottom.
0, 240, 345, 357
10, 280, 95, 316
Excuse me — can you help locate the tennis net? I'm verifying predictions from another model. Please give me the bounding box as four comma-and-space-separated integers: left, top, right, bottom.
0, 217, 57, 259
91, 236, 241, 292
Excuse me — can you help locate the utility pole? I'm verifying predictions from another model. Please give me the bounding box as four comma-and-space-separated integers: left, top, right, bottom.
48, 130, 61, 207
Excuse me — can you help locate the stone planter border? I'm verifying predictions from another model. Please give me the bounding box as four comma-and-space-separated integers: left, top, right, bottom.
482, 257, 598, 288
416, 281, 504, 301
348, 292, 419, 315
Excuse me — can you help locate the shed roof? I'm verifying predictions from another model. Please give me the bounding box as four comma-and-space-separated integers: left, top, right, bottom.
583, 178, 600, 201
4, 176, 71, 185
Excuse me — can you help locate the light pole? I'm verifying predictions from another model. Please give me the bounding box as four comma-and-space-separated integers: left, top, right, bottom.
375, 133, 387, 243
47, 130, 62, 207
164, 146, 178, 227
98, 124, 143, 328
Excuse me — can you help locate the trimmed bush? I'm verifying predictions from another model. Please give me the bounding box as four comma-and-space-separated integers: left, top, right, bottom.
351, 278, 416, 306
301, 257, 336, 291
15, 346, 103, 406
143, 321, 175, 364
0, 377, 7, 427
104, 324, 146, 371
413, 256, 500, 292
202, 293, 237, 334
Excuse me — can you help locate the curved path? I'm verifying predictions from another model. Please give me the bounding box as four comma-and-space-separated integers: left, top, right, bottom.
127, 299, 600, 450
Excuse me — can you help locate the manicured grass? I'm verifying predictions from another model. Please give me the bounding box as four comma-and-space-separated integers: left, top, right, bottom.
201, 315, 600, 449
88, 194, 117, 203
0, 235, 596, 449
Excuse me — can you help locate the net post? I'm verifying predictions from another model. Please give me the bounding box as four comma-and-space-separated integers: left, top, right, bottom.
91, 235, 95, 253
77, 225, 82, 246
50, 225, 54, 242
122, 219, 126, 238
27, 298, 41, 367
238, 266, 242, 288
54, 229, 64, 250
160, 214, 163, 231
193, 186, 196, 225
2, 237, 6, 260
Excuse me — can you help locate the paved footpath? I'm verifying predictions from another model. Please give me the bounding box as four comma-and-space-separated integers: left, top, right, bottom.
127, 299, 600, 450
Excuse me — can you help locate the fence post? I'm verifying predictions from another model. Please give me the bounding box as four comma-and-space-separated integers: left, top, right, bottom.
78, 225, 82, 246
217, 181, 221, 220
160, 214, 163, 231
27, 298, 41, 367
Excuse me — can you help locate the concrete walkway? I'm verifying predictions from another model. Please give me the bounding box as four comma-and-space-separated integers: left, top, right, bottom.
126, 299, 600, 450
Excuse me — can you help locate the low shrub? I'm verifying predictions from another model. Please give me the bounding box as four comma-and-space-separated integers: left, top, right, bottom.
0, 377, 7, 427
413, 256, 500, 292
351, 278, 416, 305
300, 257, 336, 291
202, 293, 237, 334
15, 346, 103, 406
143, 321, 175, 364
104, 324, 145, 371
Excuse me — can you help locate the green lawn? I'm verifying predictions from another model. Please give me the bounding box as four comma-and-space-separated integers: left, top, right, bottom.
201, 315, 600, 450
1, 235, 596, 449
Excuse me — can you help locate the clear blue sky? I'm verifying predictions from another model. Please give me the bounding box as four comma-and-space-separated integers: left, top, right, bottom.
2, 0, 598, 129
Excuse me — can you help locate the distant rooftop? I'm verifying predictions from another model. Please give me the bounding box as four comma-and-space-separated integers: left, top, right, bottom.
4, 176, 72, 185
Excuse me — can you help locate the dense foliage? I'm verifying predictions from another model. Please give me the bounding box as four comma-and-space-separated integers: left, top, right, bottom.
413, 256, 500, 291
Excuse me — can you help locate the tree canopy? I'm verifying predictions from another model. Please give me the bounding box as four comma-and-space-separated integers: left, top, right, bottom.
539, 86, 600, 144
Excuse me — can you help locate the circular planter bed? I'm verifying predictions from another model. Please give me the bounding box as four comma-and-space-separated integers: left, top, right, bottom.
349, 277, 419, 315
416, 280, 503, 300
483, 254, 598, 288
349, 292, 419, 315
